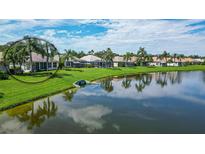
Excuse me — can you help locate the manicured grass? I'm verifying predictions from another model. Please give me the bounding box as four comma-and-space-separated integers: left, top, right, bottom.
0, 65, 205, 110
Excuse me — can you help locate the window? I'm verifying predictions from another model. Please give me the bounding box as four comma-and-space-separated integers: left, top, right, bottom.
53, 62, 57, 68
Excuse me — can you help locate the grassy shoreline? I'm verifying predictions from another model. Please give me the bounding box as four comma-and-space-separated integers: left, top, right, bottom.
0, 65, 205, 111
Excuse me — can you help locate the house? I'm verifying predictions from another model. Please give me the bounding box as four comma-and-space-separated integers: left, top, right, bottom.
0, 51, 7, 72
113, 56, 136, 67
64, 56, 85, 68
149, 57, 167, 66
21, 52, 60, 72
80, 55, 108, 67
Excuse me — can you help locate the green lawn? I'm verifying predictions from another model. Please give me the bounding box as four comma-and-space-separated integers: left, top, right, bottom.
0, 65, 205, 110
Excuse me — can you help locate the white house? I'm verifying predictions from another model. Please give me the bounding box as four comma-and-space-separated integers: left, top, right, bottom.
80, 55, 105, 67
22, 52, 59, 72
0, 52, 6, 72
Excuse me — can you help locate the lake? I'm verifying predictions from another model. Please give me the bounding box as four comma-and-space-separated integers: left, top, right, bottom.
0, 71, 205, 133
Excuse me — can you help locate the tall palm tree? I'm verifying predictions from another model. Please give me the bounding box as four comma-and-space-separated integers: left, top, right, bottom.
63, 49, 74, 67
103, 48, 115, 67
136, 47, 148, 66
160, 51, 170, 63
24, 36, 47, 72
123, 52, 132, 67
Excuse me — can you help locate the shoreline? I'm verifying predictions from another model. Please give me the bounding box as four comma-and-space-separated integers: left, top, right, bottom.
1, 65, 205, 111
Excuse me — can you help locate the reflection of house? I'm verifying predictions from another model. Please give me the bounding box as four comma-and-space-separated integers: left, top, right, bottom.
22, 52, 59, 72
113, 56, 136, 67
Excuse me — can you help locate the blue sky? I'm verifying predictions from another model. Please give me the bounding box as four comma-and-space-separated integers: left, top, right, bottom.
0, 19, 205, 55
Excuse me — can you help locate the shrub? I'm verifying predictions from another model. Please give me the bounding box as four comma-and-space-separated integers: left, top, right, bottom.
0, 71, 9, 80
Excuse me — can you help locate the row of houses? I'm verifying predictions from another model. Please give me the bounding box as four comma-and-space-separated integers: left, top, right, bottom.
0, 51, 205, 72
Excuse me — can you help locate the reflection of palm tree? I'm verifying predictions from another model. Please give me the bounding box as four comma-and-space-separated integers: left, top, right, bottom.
63, 88, 78, 102
168, 72, 182, 85
38, 97, 58, 118
100, 78, 114, 92
122, 77, 132, 89
202, 72, 205, 83
135, 74, 152, 92
156, 73, 168, 88
14, 97, 58, 130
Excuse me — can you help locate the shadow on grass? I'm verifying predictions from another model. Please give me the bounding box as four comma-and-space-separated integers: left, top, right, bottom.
0, 92, 4, 98
51, 73, 72, 78
17, 72, 53, 77
64, 68, 84, 72
107, 68, 122, 70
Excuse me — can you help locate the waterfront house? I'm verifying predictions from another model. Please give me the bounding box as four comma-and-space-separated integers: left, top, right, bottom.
64, 56, 85, 68
80, 55, 105, 67
0, 51, 6, 72
113, 56, 136, 67
21, 52, 59, 72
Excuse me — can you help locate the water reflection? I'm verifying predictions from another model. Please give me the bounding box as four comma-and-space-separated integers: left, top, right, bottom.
122, 76, 132, 89
63, 88, 78, 102
0, 71, 205, 133
135, 74, 152, 92
100, 78, 114, 92
67, 105, 112, 133
6, 97, 57, 130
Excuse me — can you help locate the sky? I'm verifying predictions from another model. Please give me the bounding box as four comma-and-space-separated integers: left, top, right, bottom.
0, 19, 205, 55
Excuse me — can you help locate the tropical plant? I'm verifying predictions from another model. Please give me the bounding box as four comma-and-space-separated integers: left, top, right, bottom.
123, 52, 132, 67
159, 51, 170, 64
136, 47, 148, 66
103, 48, 115, 67
63, 49, 75, 67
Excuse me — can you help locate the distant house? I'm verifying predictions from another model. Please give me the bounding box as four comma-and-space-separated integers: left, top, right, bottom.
113, 56, 136, 67
21, 52, 59, 72
80, 55, 107, 67
64, 56, 85, 68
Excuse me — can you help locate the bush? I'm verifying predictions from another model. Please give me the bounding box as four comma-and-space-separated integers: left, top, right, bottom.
9, 67, 23, 75
0, 71, 9, 80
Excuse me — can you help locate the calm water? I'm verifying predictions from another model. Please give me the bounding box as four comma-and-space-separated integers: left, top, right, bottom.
1, 71, 205, 134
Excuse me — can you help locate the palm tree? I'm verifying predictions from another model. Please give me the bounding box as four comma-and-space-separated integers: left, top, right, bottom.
172, 53, 177, 63
24, 36, 47, 72
123, 52, 132, 67
88, 49, 95, 55
63, 49, 74, 67
136, 47, 148, 66
103, 48, 115, 67
160, 51, 170, 64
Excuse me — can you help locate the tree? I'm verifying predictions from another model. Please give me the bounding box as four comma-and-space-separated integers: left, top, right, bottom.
88, 49, 95, 55
123, 52, 132, 67
136, 47, 148, 66
103, 48, 115, 67
44, 42, 58, 71
63, 49, 75, 67
160, 51, 170, 64
23, 36, 47, 72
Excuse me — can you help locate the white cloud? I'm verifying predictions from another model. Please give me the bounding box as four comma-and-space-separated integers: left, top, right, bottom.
1, 19, 205, 55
